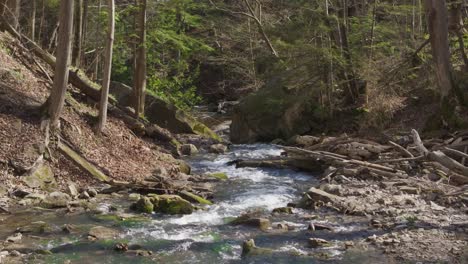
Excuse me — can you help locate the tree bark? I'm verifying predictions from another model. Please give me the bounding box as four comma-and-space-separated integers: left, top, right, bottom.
97, 0, 115, 133
2, 0, 20, 30
48, 0, 74, 130
31, 0, 36, 41
424, 0, 453, 100
73, 0, 84, 67
133, 0, 147, 117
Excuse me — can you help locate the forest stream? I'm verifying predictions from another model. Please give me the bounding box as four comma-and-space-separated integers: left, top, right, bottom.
0, 143, 392, 263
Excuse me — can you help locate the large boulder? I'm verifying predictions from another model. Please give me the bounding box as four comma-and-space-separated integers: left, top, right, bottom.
230, 76, 324, 143
110, 82, 220, 141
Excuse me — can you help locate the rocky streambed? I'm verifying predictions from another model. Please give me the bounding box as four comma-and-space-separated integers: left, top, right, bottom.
0, 144, 466, 263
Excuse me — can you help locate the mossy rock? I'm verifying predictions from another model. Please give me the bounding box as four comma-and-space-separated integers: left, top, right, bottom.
179, 191, 213, 205
241, 239, 274, 257
206, 172, 228, 180
18, 221, 51, 234
176, 160, 192, 175
23, 164, 56, 190
92, 214, 151, 228
149, 194, 193, 215
131, 197, 154, 214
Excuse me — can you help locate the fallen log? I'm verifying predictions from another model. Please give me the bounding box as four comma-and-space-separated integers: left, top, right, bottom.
58, 142, 110, 182
230, 157, 324, 173
283, 146, 398, 173
412, 129, 468, 181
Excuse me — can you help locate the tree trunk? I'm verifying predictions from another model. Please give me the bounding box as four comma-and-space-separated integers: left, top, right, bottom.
38, 0, 45, 44
424, 0, 453, 100
94, 0, 102, 81
73, 0, 83, 67
3, 0, 20, 30
30, 0, 36, 41
82, 0, 89, 66
242, 0, 278, 57
133, 0, 147, 118
48, 0, 74, 130
97, 0, 115, 133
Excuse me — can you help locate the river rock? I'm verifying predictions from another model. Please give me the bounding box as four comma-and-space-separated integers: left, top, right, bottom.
272, 207, 293, 214
205, 172, 228, 181
21, 193, 46, 206
131, 197, 154, 214
6, 233, 22, 243
149, 195, 193, 215
308, 222, 334, 231
87, 188, 98, 197
177, 160, 192, 175
308, 238, 332, 248
179, 191, 213, 205
232, 215, 271, 230
241, 239, 273, 256
297, 187, 342, 209
209, 144, 227, 154
88, 226, 119, 240
288, 135, 321, 147
22, 164, 56, 190
180, 144, 199, 156
67, 182, 79, 197
17, 221, 49, 234
129, 193, 141, 201
41, 192, 71, 208
320, 184, 343, 196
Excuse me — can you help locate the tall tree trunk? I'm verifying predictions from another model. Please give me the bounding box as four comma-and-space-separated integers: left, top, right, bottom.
48, 0, 74, 130
133, 0, 147, 117
424, 0, 453, 100
38, 0, 45, 44
97, 0, 115, 133
94, 0, 102, 81
3, 0, 20, 30
73, 0, 83, 67
30, 0, 36, 41
242, 0, 278, 57
81, 0, 89, 66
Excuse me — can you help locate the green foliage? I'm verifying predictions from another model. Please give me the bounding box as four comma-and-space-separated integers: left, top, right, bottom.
111, 0, 213, 109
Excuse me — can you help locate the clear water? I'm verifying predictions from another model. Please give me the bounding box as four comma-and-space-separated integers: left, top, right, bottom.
1, 144, 392, 263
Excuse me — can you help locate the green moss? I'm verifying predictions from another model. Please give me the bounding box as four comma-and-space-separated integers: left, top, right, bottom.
92, 214, 151, 228
206, 172, 228, 180
179, 191, 213, 205
150, 195, 193, 215
131, 197, 154, 214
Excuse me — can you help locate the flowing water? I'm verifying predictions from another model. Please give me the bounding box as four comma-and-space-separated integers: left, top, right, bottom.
1, 144, 389, 263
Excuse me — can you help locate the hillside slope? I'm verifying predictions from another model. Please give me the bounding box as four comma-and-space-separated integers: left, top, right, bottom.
0, 31, 180, 194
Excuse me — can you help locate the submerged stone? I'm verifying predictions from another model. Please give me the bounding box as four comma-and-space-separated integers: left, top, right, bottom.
232, 215, 271, 230
241, 239, 273, 257
272, 207, 293, 214
308, 238, 332, 248
88, 226, 119, 240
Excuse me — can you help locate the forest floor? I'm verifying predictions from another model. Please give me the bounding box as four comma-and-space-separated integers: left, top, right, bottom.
0, 31, 183, 203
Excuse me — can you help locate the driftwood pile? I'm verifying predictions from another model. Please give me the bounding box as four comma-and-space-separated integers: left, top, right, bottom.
233, 131, 468, 188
